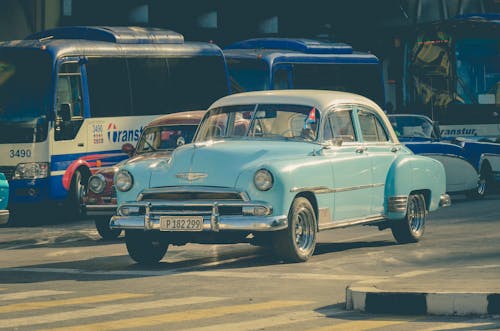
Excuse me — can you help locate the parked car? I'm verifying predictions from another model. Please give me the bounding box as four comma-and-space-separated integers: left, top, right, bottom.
388, 114, 500, 198
111, 90, 450, 264
0, 172, 9, 225
84, 111, 205, 239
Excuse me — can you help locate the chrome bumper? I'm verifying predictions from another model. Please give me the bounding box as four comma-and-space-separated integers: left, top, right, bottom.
110, 200, 287, 232
440, 193, 451, 208
84, 204, 116, 216
0, 210, 9, 225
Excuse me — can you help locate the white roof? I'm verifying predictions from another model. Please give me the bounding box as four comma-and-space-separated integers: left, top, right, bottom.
209, 90, 382, 113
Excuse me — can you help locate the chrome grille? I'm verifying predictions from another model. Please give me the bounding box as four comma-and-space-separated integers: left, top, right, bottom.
138, 186, 247, 202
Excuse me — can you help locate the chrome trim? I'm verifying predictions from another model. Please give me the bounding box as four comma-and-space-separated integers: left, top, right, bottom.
290, 183, 384, 194
175, 172, 208, 181
84, 204, 116, 216
0, 210, 9, 225
137, 186, 249, 202
387, 196, 408, 213
110, 214, 288, 232
318, 215, 385, 231
439, 194, 451, 208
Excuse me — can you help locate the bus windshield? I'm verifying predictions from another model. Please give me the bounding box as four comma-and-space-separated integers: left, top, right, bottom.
456, 38, 499, 105
0, 49, 52, 122
226, 58, 270, 93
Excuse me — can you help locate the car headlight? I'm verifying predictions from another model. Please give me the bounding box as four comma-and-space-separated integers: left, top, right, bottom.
88, 174, 106, 194
13, 162, 49, 180
254, 169, 273, 191
115, 169, 133, 192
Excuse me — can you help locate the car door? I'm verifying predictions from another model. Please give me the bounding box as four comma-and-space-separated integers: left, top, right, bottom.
323, 106, 373, 221
356, 107, 400, 215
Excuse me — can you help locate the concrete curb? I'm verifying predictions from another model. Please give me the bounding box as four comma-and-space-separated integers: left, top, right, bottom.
346, 286, 500, 316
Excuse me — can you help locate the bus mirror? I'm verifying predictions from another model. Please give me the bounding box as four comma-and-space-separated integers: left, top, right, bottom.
121, 143, 135, 157
58, 103, 71, 122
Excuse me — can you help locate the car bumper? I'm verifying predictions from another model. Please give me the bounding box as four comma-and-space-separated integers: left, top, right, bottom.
110, 200, 288, 232
440, 193, 451, 208
84, 204, 116, 216
0, 210, 10, 225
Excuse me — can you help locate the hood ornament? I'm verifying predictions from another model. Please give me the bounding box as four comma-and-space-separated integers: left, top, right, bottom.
176, 172, 208, 182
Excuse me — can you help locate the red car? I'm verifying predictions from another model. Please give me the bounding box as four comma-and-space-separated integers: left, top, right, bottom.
84, 111, 206, 239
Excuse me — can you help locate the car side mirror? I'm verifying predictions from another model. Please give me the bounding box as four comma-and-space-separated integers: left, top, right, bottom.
121, 143, 135, 157
58, 103, 71, 122
432, 121, 441, 139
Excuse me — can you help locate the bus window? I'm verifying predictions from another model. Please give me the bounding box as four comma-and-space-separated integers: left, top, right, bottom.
86, 58, 132, 117
226, 58, 270, 93
273, 68, 290, 89
55, 62, 84, 141
166, 56, 228, 112
127, 58, 169, 115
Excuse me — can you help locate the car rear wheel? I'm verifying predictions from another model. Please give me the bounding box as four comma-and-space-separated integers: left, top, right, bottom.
125, 230, 168, 265
391, 193, 426, 243
95, 216, 122, 240
467, 164, 493, 199
273, 197, 317, 262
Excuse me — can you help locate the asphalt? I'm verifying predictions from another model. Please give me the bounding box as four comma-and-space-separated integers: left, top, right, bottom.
346, 266, 500, 316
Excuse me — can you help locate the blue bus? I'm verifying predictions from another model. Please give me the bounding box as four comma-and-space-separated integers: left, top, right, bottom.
223, 38, 385, 108
0, 26, 229, 221
402, 14, 499, 140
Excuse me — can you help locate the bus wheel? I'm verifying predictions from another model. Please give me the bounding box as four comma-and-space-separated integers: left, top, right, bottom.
95, 216, 122, 240
67, 170, 87, 220
125, 230, 168, 265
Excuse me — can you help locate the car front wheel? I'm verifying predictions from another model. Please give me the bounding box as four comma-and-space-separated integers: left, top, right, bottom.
95, 216, 122, 240
273, 197, 317, 262
125, 230, 168, 264
391, 193, 426, 243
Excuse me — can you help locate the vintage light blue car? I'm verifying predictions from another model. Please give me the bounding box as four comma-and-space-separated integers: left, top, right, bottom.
0, 172, 9, 225
111, 90, 450, 264
389, 114, 500, 198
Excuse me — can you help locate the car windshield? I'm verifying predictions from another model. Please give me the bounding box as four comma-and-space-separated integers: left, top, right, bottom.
136, 124, 198, 154
195, 104, 320, 143
389, 116, 437, 139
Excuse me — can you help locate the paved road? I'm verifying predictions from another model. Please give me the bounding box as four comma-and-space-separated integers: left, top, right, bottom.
0, 193, 499, 330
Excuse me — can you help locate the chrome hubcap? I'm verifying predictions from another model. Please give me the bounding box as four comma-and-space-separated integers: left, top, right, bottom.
294, 207, 315, 253
408, 196, 425, 234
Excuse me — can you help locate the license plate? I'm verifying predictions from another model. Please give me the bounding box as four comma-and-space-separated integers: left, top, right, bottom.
159, 216, 203, 231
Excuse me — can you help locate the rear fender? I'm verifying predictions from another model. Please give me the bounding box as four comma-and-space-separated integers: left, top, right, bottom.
385, 155, 446, 219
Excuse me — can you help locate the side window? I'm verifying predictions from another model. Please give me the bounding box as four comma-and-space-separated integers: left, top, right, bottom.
86, 58, 131, 117
55, 62, 84, 141
127, 58, 169, 115
325, 109, 356, 142
273, 69, 289, 89
358, 110, 389, 142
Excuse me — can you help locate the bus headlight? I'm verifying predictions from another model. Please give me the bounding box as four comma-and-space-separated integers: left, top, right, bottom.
115, 169, 133, 192
13, 162, 49, 180
254, 169, 273, 191
88, 174, 106, 194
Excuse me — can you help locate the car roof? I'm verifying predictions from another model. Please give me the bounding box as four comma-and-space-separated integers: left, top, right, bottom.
209, 90, 399, 143
210, 90, 381, 112
145, 110, 206, 128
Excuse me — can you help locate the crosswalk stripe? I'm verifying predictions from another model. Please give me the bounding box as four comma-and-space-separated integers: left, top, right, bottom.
0, 290, 72, 301
307, 317, 419, 331
181, 306, 346, 331
0, 292, 148, 313
0, 296, 224, 329
42, 300, 310, 331
419, 322, 497, 331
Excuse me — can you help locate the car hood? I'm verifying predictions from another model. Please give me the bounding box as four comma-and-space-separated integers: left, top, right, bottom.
149, 139, 316, 188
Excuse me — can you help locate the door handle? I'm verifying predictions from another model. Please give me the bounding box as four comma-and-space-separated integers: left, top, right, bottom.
77, 143, 84, 147
355, 146, 367, 154
391, 146, 400, 153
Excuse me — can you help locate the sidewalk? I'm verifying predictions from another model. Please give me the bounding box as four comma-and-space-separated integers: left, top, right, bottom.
346, 266, 500, 316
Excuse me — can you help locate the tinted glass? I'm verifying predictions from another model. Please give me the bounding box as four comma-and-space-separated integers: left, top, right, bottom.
226, 58, 270, 93
86, 57, 132, 117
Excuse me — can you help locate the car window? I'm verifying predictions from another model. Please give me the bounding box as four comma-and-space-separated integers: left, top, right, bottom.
358, 110, 389, 142
324, 109, 356, 142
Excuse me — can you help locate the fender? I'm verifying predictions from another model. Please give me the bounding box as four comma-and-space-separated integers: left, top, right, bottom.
62, 159, 91, 191
385, 154, 446, 219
